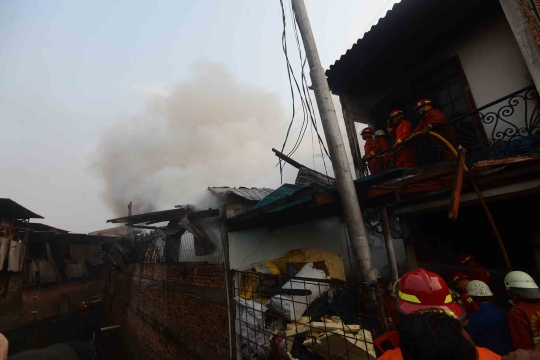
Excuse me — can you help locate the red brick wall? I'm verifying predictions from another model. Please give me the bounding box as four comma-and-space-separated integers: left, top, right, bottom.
106, 263, 229, 360
519, 0, 540, 52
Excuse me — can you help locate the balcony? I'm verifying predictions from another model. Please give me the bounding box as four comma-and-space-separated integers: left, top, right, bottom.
361, 86, 540, 177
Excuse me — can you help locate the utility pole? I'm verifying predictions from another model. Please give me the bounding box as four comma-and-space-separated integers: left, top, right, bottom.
291, 0, 378, 298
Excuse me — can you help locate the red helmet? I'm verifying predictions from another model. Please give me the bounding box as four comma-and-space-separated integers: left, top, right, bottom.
389, 109, 404, 119
458, 253, 475, 264
361, 127, 374, 135
414, 98, 433, 110
397, 268, 465, 320
451, 272, 469, 284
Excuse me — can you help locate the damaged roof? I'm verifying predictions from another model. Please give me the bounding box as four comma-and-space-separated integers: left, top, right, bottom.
208, 187, 274, 201
0, 199, 44, 219
227, 154, 540, 231
107, 207, 219, 225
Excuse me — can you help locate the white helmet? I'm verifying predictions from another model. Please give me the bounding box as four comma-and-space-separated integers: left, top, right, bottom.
505, 271, 539, 290
374, 130, 386, 137
466, 280, 493, 297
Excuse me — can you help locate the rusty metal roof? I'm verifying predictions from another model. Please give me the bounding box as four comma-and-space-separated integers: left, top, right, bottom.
208, 187, 274, 201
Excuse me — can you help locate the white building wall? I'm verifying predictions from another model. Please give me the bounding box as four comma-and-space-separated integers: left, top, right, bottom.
229, 217, 350, 271
452, 16, 533, 108
228, 216, 407, 279
450, 16, 535, 140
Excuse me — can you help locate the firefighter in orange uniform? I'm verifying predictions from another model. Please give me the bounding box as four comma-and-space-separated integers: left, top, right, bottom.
361, 127, 382, 175
375, 129, 391, 171
459, 252, 492, 286
378, 268, 499, 360
506, 271, 540, 350
389, 109, 417, 168
413, 98, 459, 161
451, 272, 479, 314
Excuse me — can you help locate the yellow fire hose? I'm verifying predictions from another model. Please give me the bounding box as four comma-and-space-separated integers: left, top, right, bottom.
408, 131, 512, 271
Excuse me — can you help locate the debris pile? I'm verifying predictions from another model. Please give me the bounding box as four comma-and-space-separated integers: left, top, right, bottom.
235, 249, 376, 359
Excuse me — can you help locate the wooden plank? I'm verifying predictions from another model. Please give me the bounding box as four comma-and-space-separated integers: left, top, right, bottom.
372, 163, 454, 189
448, 148, 466, 219
473, 154, 540, 168
367, 182, 454, 197
309, 322, 361, 333
312, 192, 339, 206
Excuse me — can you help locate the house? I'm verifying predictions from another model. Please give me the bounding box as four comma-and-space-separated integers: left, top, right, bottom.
323, 0, 540, 292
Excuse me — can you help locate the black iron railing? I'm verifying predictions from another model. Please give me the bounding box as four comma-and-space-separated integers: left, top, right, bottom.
361, 86, 540, 176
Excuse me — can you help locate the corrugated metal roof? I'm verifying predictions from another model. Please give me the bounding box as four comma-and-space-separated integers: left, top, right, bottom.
325, 0, 498, 94
0, 199, 43, 219
253, 184, 303, 210
208, 187, 274, 201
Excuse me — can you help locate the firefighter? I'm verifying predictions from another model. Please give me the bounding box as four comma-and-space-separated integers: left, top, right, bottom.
378, 268, 500, 360
413, 98, 459, 161
506, 271, 540, 350
451, 272, 479, 314
79, 301, 89, 315
389, 109, 417, 169
459, 252, 492, 285
465, 280, 513, 355
375, 129, 391, 170
361, 127, 382, 174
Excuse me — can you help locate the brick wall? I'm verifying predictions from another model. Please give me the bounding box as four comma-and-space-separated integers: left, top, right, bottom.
519, 0, 540, 52
106, 263, 229, 360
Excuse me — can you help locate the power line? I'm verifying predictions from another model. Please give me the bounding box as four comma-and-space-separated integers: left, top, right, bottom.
277, 0, 330, 183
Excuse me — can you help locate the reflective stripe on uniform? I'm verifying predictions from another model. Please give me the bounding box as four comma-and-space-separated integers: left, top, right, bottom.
534, 336, 540, 344
445, 294, 452, 303
467, 297, 473, 303
397, 139, 402, 144
399, 290, 421, 303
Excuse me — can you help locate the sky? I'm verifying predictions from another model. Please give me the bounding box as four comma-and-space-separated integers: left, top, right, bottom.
0, 0, 400, 233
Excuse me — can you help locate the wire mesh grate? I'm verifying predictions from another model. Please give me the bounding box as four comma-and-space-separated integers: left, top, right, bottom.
232, 270, 391, 359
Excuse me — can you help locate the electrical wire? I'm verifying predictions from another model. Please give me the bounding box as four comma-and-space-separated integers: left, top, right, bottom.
278, 0, 330, 182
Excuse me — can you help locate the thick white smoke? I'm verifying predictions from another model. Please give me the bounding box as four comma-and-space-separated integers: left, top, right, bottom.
96, 61, 285, 216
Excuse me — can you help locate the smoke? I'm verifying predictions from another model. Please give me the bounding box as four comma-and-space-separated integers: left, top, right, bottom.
96, 61, 285, 216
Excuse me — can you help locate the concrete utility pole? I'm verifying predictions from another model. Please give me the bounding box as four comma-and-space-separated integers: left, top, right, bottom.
291, 0, 378, 293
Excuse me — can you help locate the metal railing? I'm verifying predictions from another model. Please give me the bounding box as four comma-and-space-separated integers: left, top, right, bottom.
233, 270, 392, 359
361, 86, 540, 176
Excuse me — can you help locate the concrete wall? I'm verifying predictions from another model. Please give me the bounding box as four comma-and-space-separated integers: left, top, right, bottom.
229, 217, 407, 279
229, 217, 351, 272
452, 16, 533, 108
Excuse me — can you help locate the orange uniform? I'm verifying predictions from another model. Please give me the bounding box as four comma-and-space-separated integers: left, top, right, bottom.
413, 109, 459, 161
377, 137, 391, 170
387, 119, 396, 139
394, 120, 417, 168
364, 138, 382, 174
508, 300, 540, 350
379, 347, 501, 360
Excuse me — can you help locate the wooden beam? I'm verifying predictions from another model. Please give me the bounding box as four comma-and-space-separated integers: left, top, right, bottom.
367, 182, 454, 197
312, 192, 339, 206
448, 148, 466, 220
272, 148, 304, 169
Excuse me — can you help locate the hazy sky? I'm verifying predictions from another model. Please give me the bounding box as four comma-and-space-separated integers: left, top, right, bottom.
0, 0, 400, 233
